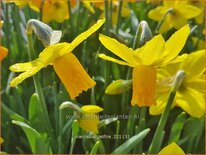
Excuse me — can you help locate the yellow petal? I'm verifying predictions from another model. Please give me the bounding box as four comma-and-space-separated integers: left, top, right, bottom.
98, 54, 133, 67
99, 34, 139, 66
163, 25, 190, 64
158, 14, 173, 33
149, 94, 168, 115
181, 50, 205, 78
178, 4, 201, 19
131, 66, 156, 106
158, 143, 185, 154
68, 19, 105, 52
173, 14, 188, 30
82, 1, 95, 13
0, 137, 4, 144
164, 54, 188, 66
176, 88, 205, 118
9, 59, 42, 72
39, 42, 71, 65
81, 105, 103, 113
148, 6, 167, 21
135, 34, 165, 65
0, 46, 8, 61
78, 113, 99, 134
9, 65, 44, 87
186, 75, 205, 93
53, 53, 96, 99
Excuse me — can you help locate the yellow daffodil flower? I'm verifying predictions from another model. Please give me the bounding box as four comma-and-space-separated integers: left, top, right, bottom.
148, 0, 201, 33
0, 46, 8, 61
158, 143, 185, 154
150, 50, 205, 118
9, 19, 105, 99
42, 0, 69, 23
78, 105, 103, 134
99, 25, 189, 107
192, 37, 205, 50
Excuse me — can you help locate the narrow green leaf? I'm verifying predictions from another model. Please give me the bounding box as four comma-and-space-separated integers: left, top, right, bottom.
168, 112, 186, 143
90, 141, 100, 154
2, 103, 26, 122
29, 93, 46, 132
12, 120, 52, 154
112, 128, 150, 154
70, 120, 79, 154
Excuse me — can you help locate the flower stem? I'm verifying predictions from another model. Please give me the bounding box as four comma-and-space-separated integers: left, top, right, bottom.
116, 0, 123, 34
148, 70, 185, 153
27, 34, 54, 144
148, 91, 176, 153
104, 0, 110, 35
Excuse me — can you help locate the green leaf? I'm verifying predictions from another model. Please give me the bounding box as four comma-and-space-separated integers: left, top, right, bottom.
2, 103, 26, 122
12, 120, 52, 154
70, 120, 79, 154
112, 128, 150, 154
168, 112, 186, 143
29, 93, 46, 132
90, 141, 100, 154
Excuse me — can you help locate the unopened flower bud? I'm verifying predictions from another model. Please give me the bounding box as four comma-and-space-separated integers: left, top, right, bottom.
105, 79, 132, 95
26, 19, 62, 47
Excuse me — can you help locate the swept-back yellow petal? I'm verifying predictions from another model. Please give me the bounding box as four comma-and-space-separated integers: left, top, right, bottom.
53, 53, 96, 99
176, 88, 205, 118
9, 65, 44, 87
81, 105, 103, 113
148, 6, 167, 21
98, 54, 133, 67
158, 142, 185, 154
186, 75, 205, 93
131, 66, 156, 106
9, 59, 42, 72
162, 25, 190, 64
135, 34, 165, 65
78, 113, 99, 134
39, 42, 70, 65
99, 34, 139, 66
181, 50, 205, 78
178, 4, 201, 19
68, 19, 105, 52
82, 1, 95, 13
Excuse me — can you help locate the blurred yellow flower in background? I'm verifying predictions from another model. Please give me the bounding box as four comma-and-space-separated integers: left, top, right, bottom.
150, 50, 205, 118
0, 46, 8, 61
9, 19, 105, 99
148, 0, 201, 33
6, 0, 69, 23
99, 25, 189, 107
78, 105, 103, 134
0, 137, 4, 144
158, 142, 185, 154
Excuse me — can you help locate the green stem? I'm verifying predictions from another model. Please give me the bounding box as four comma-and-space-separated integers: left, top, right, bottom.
116, 0, 123, 34
104, 0, 110, 35
27, 34, 54, 144
68, 0, 74, 37
148, 91, 176, 153
58, 109, 63, 153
